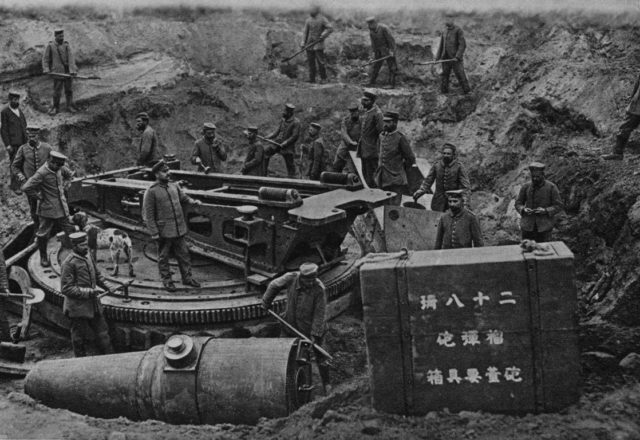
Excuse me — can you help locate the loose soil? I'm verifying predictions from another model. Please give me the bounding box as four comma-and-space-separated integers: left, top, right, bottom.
2, 5, 640, 440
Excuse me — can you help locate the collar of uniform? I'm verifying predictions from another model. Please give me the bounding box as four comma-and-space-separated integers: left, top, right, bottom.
442, 158, 457, 168
45, 164, 56, 174
30, 141, 40, 150
71, 251, 89, 261
448, 209, 465, 219
383, 129, 398, 136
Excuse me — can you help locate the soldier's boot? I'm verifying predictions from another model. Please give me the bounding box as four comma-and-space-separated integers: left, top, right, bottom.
65, 93, 78, 113
602, 135, 626, 160
38, 236, 50, 267
48, 96, 60, 116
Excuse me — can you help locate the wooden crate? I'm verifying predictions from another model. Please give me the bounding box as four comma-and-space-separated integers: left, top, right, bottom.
360, 242, 580, 414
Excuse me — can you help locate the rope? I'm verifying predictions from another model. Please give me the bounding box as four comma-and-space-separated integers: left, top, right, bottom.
354, 247, 409, 269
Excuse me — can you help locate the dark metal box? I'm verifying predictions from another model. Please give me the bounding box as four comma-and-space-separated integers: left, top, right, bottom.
360, 242, 580, 414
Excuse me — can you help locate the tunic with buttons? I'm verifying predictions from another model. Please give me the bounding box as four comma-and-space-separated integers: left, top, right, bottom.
137, 125, 161, 167
369, 24, 396, 56
335, 115, 362, 162
304, 137, 327, 180
418, 158, 470, 212
61, 252, 110, 319
515, 180, 563, 233
11, 142, 53, 181
375, 130, 416, 188
357, 105, 383, 159
142, 181, 196, 238
42, 41, 77, 74
190, 137, 227, 172
22, 163, 73, 219
242, 140, 266, 176
435, 208, 484, 249
267, 117, 301, 155
302, 15, 333, 50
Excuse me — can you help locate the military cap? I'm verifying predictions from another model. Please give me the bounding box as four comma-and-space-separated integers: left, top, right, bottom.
348, 102, 359, 111
49, 151, 67, 162
26, 126, 40, 133
8, 90, 20, 98
54, 29, 64, 35
203, 122, 216, 131
284, 103, 296, 111
362, 90, 377, 100
446, 189, 465, 198
299, 262, 319, 277
151, 160, 169, 174
365, 16, 377, 23
69, 231, 88, 244
310, 122, 321, 130
136, 112, 150, 120
383, 110, 399, 121
246, 125, 258, 133
442, 142, 457, 151
528, 162, 546, 170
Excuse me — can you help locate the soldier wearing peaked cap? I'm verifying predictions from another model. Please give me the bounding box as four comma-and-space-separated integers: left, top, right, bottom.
262, 262, 331, 393
11, 125, 54, 233
135, 111, 162, 167
191, 122, 227, 174
22, 150, 75, 267
265, 103, 301, 178
302, 122, 327, 180
1, 89, 28, 193
42, 28, 78, 115
61, 231, 117, 357
142, 160, 203, 292
241, 126, 266, 176
435, 189, 484, 249
358, 91, 384, 187
332, 102, 361, 173
365, 16, 398, 88
374, 110, 417, 204
515, 162, 563, 243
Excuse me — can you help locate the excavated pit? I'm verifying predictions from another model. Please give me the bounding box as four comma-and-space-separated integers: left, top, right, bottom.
2, 5, 640, 439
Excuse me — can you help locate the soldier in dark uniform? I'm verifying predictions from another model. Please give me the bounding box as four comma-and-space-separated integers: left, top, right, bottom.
136, 112, 161, 167
22, 151, 75, 267
142, 160, 202, 292
435, 190, 484, 249
515, 162, 563, 243
190, 122, 227, 173
358, 91, 384, 188
435, 14, 471, 94
365, 16, 397, 87
1, 90, 28, 189
12, 126, 54, 232
241, 126, 266, 176
42, 29, 78, 115
332, 102, 361, 173
413, 143, 470, 212
301, 6, 333, 83
603, 72, 640, 160
262, 262, 331, 393
302, 122, 327, 180
61, 232, 116, 357
0, 251, 11, 343
265, 103, 301, 178
374, 110, 417, 204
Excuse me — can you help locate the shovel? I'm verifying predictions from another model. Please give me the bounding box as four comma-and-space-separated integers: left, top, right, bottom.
361, 55, 393, 68
267, 309, 334, 361
47, 72, 101, 80
413, 58, 456, 66
1, 288, 45, 305
281, 39, 323, 64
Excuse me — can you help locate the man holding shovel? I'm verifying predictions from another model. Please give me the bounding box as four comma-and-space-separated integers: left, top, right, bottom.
262, 262, 332, 393
435, 14, 471, 94
301, 6, 333, 84
42, 29, 78, 115
366, 16, 397, 88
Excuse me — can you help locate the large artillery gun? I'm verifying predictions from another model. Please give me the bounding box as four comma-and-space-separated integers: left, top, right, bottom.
3, 161, 395, 350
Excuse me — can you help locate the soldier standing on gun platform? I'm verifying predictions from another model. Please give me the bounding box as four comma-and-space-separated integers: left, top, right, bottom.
42, 29, 78, 115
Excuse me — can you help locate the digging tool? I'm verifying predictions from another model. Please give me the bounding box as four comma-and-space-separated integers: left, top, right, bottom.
0, 288, 44, 305
267, 309, 333, 360
47, 72, 101, 80
281, 39, 323, 64
361, 55, 393, 68
194, 157, 211, 174
98, 280, 133, 299
413, 58, 456, 66
256, 135, 282, 148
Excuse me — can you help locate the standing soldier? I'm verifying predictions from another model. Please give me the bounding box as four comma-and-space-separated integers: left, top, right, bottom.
42, 29, 78, 115
358, 91, 384, 187
22, 151, 75, 268
435, 14, 471, 95
0, 251, 11, 343
262, 262, 331, 393
11, 126, 54, 233
265, 103, 301, 178
515, 162, 563, 243
135, 112, 161, 167
603, 72, 640, 160
413, 143, 470, 212
302, 122, 327, 180
374, 111, 417, 203
60, 232, 116, 357
332, 102, 361, 173
241, 126, 266, 176
142, 160, 202, 292
435, 190, 484, 249
301, 6, 333, 84
1, 90, 28, 189
190, 122, 227, 173
365, 16, 397, 88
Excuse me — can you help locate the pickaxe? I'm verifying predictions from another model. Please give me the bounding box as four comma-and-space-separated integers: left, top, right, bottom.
413, 58, 456, 66
267, 309, 333, 360
281, 39, 323, 64
0, 288, 45, 305
361, 55, 393, 67
47, 72, 101, 80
